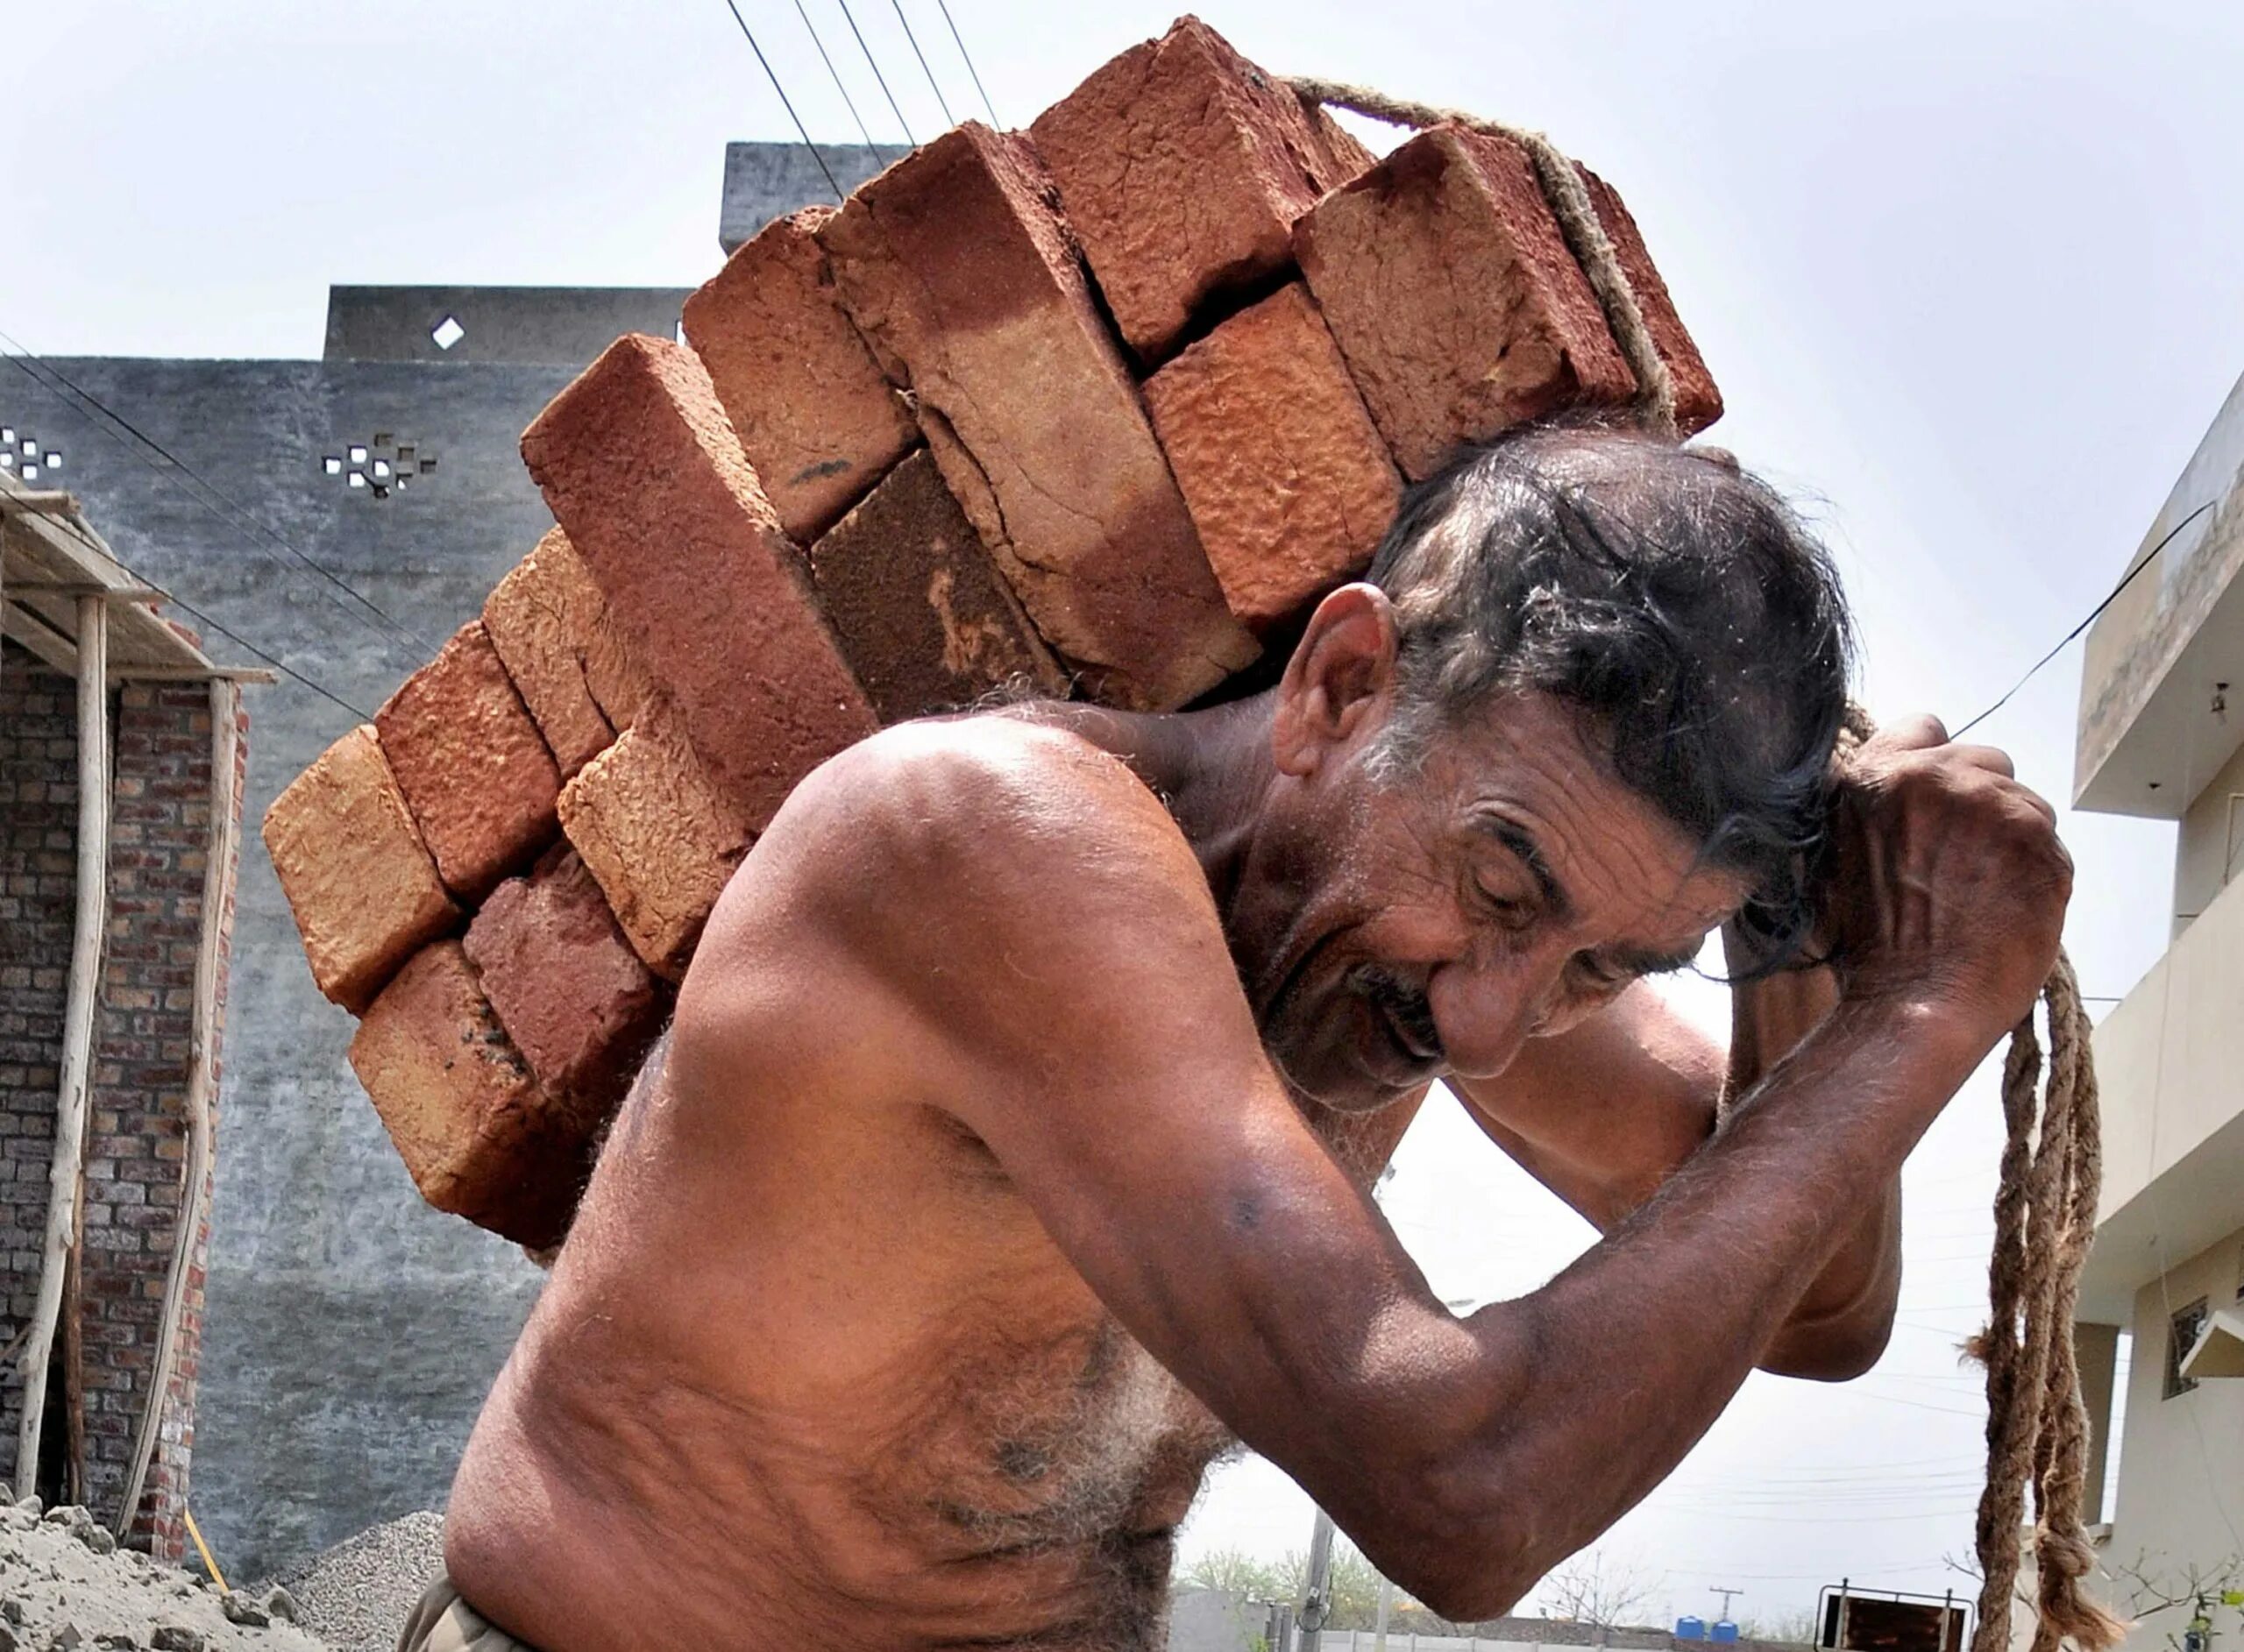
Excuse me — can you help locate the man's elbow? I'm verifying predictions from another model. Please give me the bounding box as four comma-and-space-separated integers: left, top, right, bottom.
1356, 1464, 1552, 1625
1758, 1299, 1895, 1382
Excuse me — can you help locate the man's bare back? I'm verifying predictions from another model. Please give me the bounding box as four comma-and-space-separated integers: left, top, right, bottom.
434, 434, 2070, 1651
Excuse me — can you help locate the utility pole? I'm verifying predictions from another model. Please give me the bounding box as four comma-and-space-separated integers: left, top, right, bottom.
1712, 1587, 1744, 1625
1298, 1507, 1339, 1650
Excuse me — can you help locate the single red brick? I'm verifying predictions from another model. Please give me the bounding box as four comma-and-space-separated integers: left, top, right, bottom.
522, 334, 877, 830
375, 621, 561, 902
683, 206, 919, 542
480, 528, 615, 780
347, 940, 591, 1249
1575, 163, 1723, 435
820, 124, 1257, 711
808, 451, 1067, 722
1144, 284, 1401, 634
1028, 18, 1372, 363
261, 725, 459, 1012
1296, 124, 1637, 480
557, 698, 753, 980
464, 847, 666, 1117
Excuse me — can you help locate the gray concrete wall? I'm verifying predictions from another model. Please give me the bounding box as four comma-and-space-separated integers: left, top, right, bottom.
1, 355, 576, 1578
719, 140, 907, 252
323, 287, 690, 365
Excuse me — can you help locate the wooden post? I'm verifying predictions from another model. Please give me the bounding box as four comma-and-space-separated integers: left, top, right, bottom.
13, 593, 110, 1492
113, 679, 238, 1536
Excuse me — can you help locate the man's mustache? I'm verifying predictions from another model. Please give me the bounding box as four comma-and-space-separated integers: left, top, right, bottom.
1349, 965, 1445, 1065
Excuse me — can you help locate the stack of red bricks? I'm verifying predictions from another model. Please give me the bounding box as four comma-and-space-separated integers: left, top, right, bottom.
263, 16, 1721, 1249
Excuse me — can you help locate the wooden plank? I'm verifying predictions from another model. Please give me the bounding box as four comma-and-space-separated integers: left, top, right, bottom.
13, 595, 110, 1492
2, 600, 79, 673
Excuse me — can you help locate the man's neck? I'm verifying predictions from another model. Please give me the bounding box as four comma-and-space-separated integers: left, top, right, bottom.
1005, 691, 1279, 918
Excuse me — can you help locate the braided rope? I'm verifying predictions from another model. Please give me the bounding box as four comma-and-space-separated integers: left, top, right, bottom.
1289, 77, 1679, 439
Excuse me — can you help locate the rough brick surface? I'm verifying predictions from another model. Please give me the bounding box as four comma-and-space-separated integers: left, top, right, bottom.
820, 123, 1258, 711
522, 333, 877, 829
1296, 124, 1638, 480
375, 621, 562, 903
464, 847, 667, 1117
347, 940, 588, 1249
808, 450, 1067, 721
481, 528, 617, 780
1576, 163, 1723, 435
1144, 284, 1400, 634
1029, 18, 1373, 363
683, 206, 919, 542
557, 699, 753, 980
262, 724, 458, 1012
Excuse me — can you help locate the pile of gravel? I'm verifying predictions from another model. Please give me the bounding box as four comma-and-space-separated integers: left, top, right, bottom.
272, 1511, 445, 1652
0, 1487, 327, 1651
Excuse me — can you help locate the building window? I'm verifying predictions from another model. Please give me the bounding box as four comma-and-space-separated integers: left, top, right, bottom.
2165, 1297, 2210, 1399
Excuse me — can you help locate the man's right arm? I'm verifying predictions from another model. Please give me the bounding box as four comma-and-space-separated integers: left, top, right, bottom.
731, 715, 2065, 1622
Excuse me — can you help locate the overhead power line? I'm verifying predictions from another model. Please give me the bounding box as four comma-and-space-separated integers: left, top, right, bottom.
890, 0, 955, 127
722, 0, 848, 202
932, 0, 998, 125
835, 0, 917, 144
1953, 497, 2219, 740
792, 0, 881, 152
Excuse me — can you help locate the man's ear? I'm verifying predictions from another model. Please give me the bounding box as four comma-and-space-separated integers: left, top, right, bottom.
1272, 584, 1402, 779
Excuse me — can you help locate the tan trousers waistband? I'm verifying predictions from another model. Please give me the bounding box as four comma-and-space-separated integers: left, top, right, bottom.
396, 1575, 539, 1652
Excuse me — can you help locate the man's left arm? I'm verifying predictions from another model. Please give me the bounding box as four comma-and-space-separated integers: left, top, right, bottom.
1450, 957, 1900, 1381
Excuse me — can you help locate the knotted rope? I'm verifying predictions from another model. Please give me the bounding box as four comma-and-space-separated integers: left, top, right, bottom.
1289, 78, 1679, 439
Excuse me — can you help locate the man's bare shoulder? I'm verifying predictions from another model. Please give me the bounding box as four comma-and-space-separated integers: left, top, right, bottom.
687, 713, 1224, 1030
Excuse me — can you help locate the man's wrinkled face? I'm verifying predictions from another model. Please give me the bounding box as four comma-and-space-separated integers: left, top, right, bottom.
1242, 690, 1750, 1113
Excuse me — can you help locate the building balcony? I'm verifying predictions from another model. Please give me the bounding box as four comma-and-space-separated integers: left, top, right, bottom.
2074, 367, 2244, 819
2077, 860, 2244, 1321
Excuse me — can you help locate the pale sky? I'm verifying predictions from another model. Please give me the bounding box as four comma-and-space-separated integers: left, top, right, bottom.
10, 0, 2244, 1627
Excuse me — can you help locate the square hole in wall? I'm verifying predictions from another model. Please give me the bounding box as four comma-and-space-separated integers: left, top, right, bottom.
323, 456, 343, 475
373, 431, 394, 449
372, 459, 393, 481
20, 464, 36, 481
2165, 1296, 2209, 1399
396, 444, 415, 465
431, 315, 465, 351
42, 451, 58, 470
1, 427, 13, 443
419, 457, 437, 474
0, 452, 13, 470
349, 445, 368, 464
21, 440, 36, 458
348, 471, 366, 489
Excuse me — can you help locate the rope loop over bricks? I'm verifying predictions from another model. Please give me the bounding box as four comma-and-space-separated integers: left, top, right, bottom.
1834, 706, 2122, 1652
1290, 77, 1680, 440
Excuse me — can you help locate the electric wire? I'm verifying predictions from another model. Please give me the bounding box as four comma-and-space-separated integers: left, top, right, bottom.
792, 0, 881, 152
835, 0, 917, 144
0, 337, 439, 660
1952, 498, 2219, 741
890, 0, 955, 126
721, 0, 848, 202
931, 0, 998, 125
11, 491, 374, 721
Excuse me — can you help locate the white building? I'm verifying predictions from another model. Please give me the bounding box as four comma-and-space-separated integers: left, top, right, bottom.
2070, 366, 2244, 1645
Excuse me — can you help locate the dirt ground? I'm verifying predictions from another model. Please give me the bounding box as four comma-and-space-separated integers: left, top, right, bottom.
0, 1492, 328, 1652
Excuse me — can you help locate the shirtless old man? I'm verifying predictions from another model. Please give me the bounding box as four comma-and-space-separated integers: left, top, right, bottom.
407, 426, 2070, 1651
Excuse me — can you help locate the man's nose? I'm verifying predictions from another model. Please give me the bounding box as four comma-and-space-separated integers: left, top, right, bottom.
1427, 941, 1570, 1081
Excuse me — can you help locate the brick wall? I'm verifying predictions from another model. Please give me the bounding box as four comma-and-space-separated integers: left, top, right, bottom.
0, 639, 244, 1562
